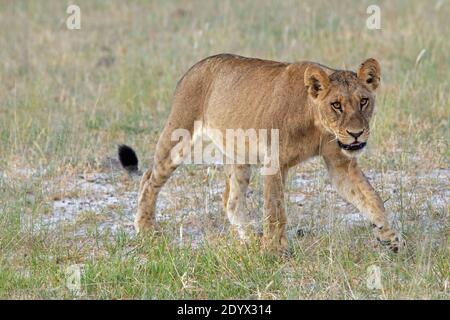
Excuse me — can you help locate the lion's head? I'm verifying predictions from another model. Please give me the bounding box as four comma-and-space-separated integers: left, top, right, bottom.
304, 58, 381, 157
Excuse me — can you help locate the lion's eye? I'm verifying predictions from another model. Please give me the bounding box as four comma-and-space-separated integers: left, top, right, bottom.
331, 101, 342, 112
360, 98, 369, 110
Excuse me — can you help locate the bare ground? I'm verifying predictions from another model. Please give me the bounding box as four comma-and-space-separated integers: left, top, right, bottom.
4, 156, 447, 249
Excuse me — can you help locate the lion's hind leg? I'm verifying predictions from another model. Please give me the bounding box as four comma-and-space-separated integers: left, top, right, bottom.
224, 164, 254, 240
135, 138, 181, 233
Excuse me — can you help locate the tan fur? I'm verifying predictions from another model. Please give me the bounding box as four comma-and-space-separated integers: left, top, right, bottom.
136, 54, 402, 253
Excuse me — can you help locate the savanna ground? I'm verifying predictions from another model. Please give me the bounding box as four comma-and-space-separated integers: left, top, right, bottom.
0, 0, 448, 299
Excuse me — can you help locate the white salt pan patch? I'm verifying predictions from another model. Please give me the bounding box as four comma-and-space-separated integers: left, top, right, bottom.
23, 167, 448, 242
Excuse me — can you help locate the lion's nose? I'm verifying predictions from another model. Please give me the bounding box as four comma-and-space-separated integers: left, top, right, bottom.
346, 129, 364, 139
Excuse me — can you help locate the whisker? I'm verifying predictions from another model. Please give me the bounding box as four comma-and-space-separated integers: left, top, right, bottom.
328, 136, 338, 143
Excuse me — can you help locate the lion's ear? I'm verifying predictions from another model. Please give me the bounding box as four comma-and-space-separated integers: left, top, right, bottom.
304, 65, 330, 99
357, 58, 381, 91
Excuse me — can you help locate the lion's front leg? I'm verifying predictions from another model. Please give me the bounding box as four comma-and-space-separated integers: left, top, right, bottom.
324, 156, 403, 253
262, 169, 288, 254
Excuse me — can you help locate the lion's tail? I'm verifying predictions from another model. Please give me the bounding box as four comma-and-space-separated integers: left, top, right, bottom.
118, 144, 141, 175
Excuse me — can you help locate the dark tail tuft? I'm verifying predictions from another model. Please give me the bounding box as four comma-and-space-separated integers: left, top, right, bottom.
118, 144, 139, 173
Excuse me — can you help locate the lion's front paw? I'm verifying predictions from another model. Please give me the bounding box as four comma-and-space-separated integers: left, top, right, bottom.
373, 225, 404, 253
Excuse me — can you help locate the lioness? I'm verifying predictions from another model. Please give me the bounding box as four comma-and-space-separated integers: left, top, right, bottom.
119, 54, 403, 253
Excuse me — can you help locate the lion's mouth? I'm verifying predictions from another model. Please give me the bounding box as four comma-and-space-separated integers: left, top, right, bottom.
337, 141, 366, 151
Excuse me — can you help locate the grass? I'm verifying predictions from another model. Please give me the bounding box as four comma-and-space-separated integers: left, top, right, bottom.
0, 0, 449, 299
